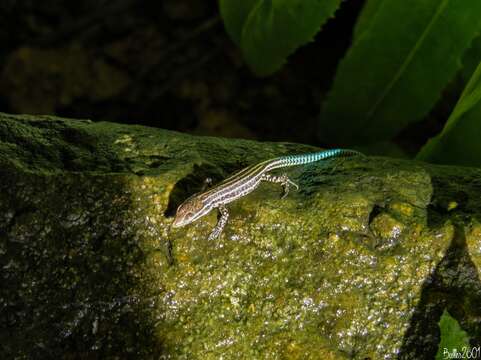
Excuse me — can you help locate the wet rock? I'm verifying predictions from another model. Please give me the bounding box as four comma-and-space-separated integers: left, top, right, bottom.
0, 113, 480, 359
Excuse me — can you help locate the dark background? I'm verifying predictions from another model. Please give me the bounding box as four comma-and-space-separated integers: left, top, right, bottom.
0, 0, 454, 153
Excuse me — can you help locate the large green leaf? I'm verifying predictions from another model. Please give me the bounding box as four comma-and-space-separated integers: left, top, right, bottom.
320, 0, 481, 145
352, 0, 383, 40
416, 61, 481, 166
219, 0, 342, 76
219, 0, 258, 46
460, 35, 481, 85
435, 310, 470, 360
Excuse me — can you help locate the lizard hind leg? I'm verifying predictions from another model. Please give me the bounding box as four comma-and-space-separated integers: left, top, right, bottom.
261, 173, 299, 199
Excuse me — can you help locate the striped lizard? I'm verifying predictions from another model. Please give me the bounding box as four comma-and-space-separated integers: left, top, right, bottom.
172, 149, 361, 240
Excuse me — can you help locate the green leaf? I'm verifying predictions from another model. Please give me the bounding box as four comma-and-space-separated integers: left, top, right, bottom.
219, 0, 342, 76
460, 35, 481, 85
219, 0, 259, 46
416, 60, 481, 166
320, 0, 481, 145
352, 0, 383, 40
435, 310, 470, 360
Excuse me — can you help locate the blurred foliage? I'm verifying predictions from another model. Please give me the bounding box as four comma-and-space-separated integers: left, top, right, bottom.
219, 0, 342, 76
417, 61, 481, 166
219, 0, 481, 165
352, 0, 382, 40
1, 0, 481, 163
218, 0, 257, 46
435, 310, 470, 360
320, 0, 481, 145
460, 35, 481, 85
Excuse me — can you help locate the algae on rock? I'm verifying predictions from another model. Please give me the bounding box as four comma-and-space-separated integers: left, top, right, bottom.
0, 113, 480, 359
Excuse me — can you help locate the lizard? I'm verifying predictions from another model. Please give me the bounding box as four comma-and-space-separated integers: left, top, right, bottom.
172, 149, 362, 240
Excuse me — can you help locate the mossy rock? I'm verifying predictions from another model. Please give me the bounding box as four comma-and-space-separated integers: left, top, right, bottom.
0, 113, 480, 359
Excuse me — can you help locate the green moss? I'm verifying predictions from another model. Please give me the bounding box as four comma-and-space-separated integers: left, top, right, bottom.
1, 113, 480, 359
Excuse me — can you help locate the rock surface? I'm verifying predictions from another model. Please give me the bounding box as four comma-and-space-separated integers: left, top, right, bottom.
0, 113, 480, 359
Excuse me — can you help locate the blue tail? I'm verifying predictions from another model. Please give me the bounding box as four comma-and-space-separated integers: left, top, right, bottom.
276, 149, 361, 167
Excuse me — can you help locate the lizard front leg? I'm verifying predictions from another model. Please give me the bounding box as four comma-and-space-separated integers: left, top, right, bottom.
208, 204, 229, 240
261, 173, 299, 199
200, 177, 213, 192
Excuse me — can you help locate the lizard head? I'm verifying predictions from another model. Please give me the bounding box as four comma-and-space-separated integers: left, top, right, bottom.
172, 196, 207, 228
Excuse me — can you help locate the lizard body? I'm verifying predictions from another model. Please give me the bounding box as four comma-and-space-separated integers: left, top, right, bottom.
172, 149, 361, 239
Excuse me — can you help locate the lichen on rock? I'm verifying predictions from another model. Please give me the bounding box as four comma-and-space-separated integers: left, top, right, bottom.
0, 113, 480, 359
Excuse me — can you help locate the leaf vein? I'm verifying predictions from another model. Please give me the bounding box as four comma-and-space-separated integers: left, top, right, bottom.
366, 0, 450, 120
